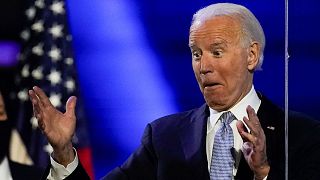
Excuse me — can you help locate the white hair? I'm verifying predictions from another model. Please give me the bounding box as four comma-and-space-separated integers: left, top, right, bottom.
190, 3, 265, 70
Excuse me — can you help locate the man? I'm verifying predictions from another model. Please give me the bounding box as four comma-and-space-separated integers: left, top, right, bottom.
0, 91, 44, 179
29, 3, 320, 180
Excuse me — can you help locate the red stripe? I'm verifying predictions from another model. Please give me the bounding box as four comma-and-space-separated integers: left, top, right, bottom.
78, 147, 95, 179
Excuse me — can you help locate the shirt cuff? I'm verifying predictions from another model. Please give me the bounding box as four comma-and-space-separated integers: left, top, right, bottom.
47, 148, 79, 180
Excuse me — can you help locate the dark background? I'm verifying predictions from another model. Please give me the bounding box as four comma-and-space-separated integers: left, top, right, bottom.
0, 0, 319, 178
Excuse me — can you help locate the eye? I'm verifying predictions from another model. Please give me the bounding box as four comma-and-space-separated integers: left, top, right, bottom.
212, 49, 223, 57
192, 50, 202, 60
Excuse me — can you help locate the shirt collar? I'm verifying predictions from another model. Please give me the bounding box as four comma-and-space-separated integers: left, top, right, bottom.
0, 157, 13, 180
208, 86, 261, 132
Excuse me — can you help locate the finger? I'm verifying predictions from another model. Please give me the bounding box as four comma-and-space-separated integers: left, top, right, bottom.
29, 89, 44, 108
29, 90, 42, 114
33, 86, 52, 108
244, 106, 261, 135
236, 120, 246, 135
29, 90, 37, 105
29, 90, 46, 128
239, 130, 258, 146
31, 102, 37, 117
38, 118, 46, 131
29, 90, 47, 132
65, 96, 77, 118
29, 99, 43, 127
247, 105, 260, 124
237, 120, 251, 143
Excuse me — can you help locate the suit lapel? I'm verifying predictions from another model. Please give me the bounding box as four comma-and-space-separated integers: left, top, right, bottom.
257, 94, 283, 159
178, 104, 210, 179
9, 160, 44, 180
9, 160, 19, 180
257, 94, 285, 176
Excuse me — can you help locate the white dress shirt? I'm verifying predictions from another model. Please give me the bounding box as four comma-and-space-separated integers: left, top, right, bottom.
206, 86, 261, 177
47, 148, 78, 180
0, 157, 13, 180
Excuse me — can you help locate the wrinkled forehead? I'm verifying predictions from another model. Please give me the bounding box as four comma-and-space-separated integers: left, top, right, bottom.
190, 15, 240, 32
189, 16, 242, 46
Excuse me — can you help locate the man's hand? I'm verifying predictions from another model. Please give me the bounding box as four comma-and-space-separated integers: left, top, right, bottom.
236, 105, 270, 180
0, 92, 8, 121
29, 86, 77, 167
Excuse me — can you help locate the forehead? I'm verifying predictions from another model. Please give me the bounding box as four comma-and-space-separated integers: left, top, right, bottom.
189, 16, 242, 47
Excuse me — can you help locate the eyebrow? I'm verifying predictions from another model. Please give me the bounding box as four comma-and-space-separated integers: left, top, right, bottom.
188, 41, 196, 48
189, 40, 228, 49
209, 42, 227, 49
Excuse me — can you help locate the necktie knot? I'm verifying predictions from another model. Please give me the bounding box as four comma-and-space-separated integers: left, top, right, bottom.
220, 111, 234, 125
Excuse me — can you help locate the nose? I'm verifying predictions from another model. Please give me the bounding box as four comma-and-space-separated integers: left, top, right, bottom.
199, 53, 212, 75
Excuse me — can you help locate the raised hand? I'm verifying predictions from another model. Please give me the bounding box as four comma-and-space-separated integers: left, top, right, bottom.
29, 86, 77, 166
236, 105, 270, 180
0, 92, 8, 121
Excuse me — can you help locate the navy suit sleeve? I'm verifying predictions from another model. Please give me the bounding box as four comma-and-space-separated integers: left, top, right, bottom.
102, 124, 158, 180
65, 162, 91, 180
267, 113, 320, 180
289, 120, 320, 179
41, 124, 157, 180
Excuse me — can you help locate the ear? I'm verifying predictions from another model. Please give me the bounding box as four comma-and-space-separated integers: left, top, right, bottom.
247, 41, 260, 71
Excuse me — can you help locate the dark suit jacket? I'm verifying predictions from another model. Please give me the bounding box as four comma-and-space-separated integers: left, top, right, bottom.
9, 160, 44, 180
53, 95, 320, 180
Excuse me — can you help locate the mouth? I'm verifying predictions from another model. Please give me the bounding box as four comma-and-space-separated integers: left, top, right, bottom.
203, 82, 220, 88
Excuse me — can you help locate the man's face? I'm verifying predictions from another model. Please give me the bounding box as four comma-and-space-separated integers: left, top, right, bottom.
189, 16, 258, 111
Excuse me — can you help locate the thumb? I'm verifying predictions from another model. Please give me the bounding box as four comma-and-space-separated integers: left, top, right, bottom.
66, 96, 77, 117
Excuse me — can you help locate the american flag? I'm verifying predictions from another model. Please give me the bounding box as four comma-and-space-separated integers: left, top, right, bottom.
12, 0, 94, 178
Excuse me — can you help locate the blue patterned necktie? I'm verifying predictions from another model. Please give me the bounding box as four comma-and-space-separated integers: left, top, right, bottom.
210, 111, 235, 180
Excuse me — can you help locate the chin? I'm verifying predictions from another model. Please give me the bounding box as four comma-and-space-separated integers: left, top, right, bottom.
205, 98, 230, 111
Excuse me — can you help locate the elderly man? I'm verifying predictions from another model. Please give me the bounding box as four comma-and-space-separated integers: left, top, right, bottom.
29, 3, 320, 180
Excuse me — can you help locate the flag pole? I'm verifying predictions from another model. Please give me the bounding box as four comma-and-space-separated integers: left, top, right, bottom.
284, 0, 289, 179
